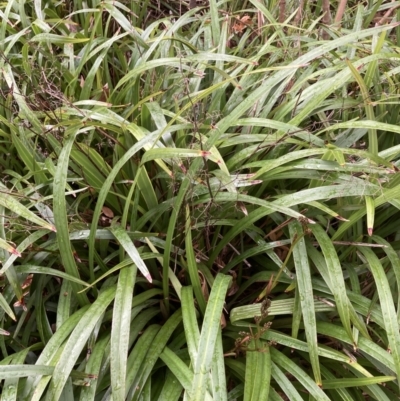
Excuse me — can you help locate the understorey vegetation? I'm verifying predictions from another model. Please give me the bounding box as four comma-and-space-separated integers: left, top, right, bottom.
1, 0, 400, 399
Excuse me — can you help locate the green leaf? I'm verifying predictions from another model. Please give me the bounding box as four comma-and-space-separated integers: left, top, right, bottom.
190, 274, 231, 401
15, 265, 90, 287
107, 224, 152, 282
53, 126, 89, 306
365, 196, 375, 236
289, 221, 321, 385
271, 348, 330, 401
345, 59, 378, 155
0, 365, 54, 378
160, 347, 213, 401
244, 340, 271, 401
358, 247, 400, 388
141, 148, 210, 163
310, 224, 353, 343
156, 369, 183, 401
0, 192, 55, 233
271, 362, 303, 401
45, 286, 116, 400
30, 34, 90, 43
110, 264, 137, 401
322, 376, 395, 389
181, 286, 200, 365
88, 129, 161, 287
185, 205, 207, 315
129, 309, 183, 401
0, 237, 20, 258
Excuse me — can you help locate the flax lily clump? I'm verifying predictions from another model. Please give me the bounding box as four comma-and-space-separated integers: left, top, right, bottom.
1, 0, 400, 400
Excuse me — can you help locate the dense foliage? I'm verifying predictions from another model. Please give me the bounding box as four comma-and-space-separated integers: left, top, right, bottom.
1, 0, 400, 399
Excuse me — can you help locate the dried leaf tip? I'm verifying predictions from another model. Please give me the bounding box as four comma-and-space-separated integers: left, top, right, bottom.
145, 273, 153, 283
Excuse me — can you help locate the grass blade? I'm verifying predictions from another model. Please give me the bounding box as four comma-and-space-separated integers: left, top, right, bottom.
45, 286, 116, 400
365, 196, 375, 236
358, 247, 400, 389
322, 376, 395, 389
181, 286, 200, 364
110, 264, 137, 401
190, 273, 231, 401
185, 205, 207, 315
0, 192, 55, 233
310, 224, 353, 343
107, 224, 152, 282
129, 309, 183, 401
53, 127, 89, 306
244, 339, 271, 401
289, 221, 321, 385
271, 348, 330, 401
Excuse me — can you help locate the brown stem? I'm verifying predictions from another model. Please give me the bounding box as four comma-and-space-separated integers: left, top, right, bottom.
294, 0, 305, 26
279, 0, 286, 23
257, 0, 265, 35
334, 0, 348, 25
375, 1, 399, 26
321, 0, 331, 39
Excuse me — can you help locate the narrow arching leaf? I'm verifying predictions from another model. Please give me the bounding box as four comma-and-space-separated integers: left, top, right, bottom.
45, 286, 116, 400
181, 286, 200, 364
185, 205, 207, 315
53, 127, 89, 306
0, 192, 55, 232
160, 347, 213, 401
0, 237, 20, 258
211, 329, 228, 401
271, 348, 330, 401
310, 224, 352, 343
244, 340, 271, 401
107, 224, 152, 283
110, 264, 137, 401
0, 229, 50, 274
358, 247, 400, 388
3, 2, 400, 400
190, 274, 231, 401
365, 196, 375, 236
0, 365, 54, 378
141, 148, 210, 163
128, 309, 183, 401
289, 221, 321, 385
271, 362, 303, 401
322, 376, 395, 389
